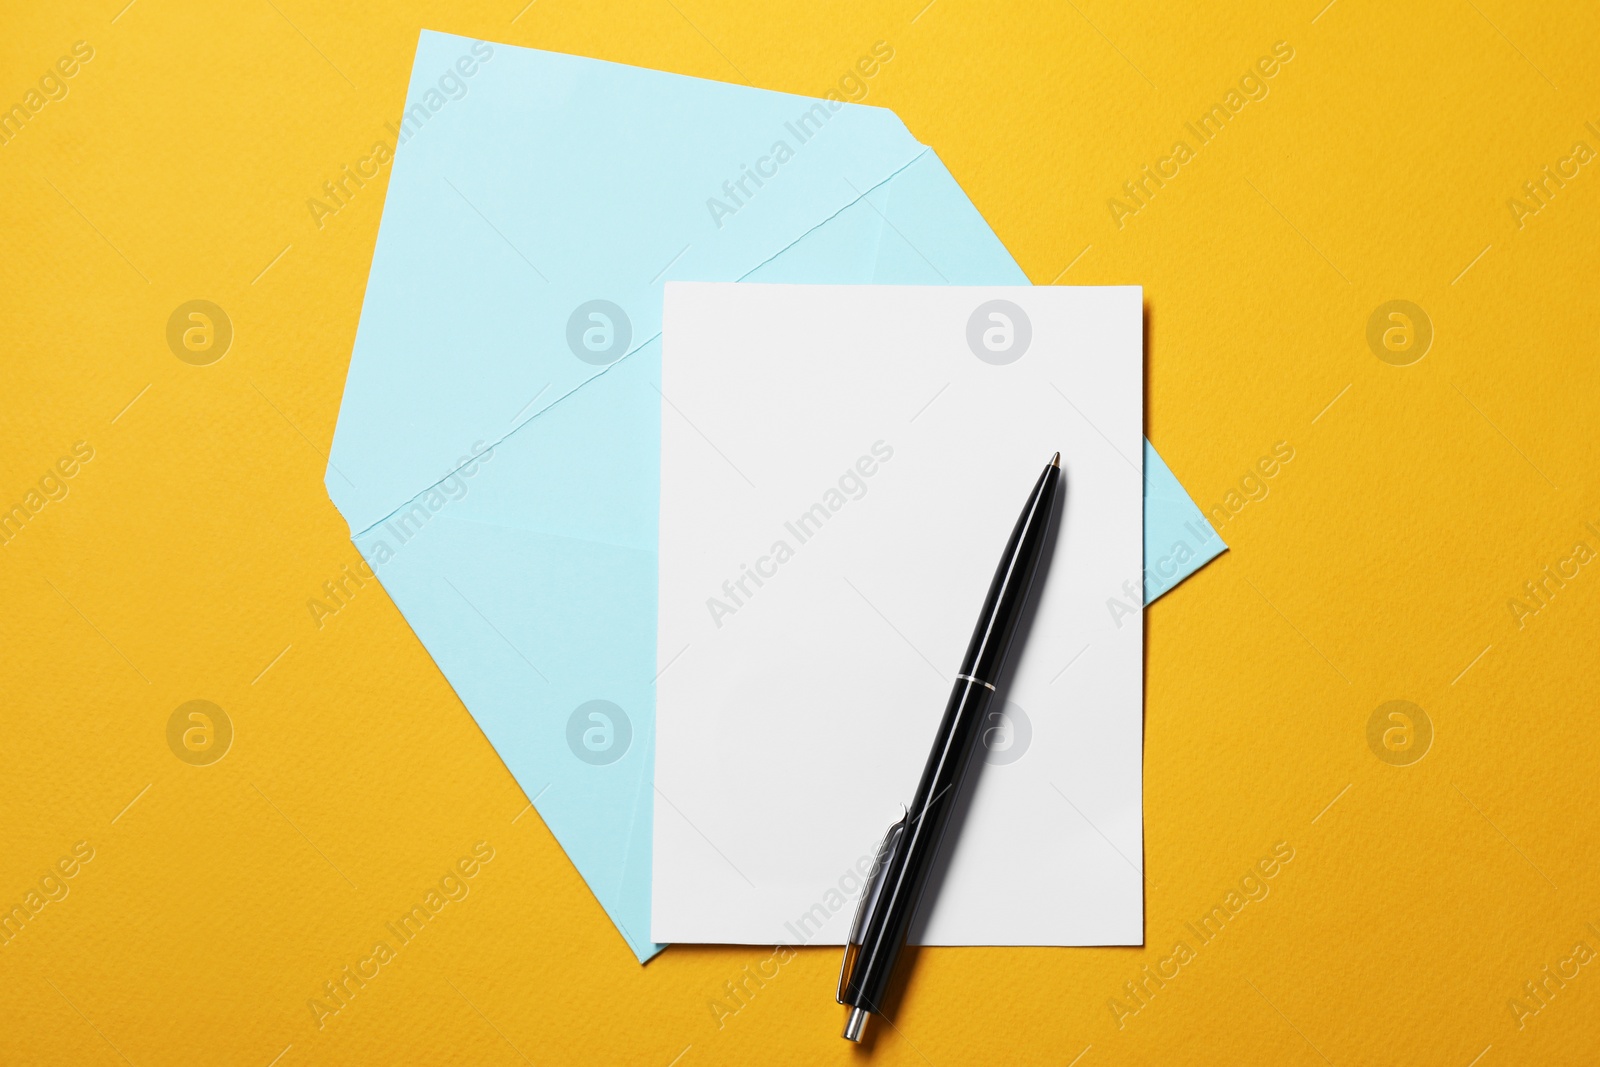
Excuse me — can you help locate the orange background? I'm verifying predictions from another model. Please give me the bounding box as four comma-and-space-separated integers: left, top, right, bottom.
2, 0, 1598, 1063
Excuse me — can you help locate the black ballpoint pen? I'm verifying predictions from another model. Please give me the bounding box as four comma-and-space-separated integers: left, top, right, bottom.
838, 450, 1063, 1042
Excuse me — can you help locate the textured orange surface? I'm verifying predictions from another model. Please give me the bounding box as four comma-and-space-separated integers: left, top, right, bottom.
3, 1, 1598, 1064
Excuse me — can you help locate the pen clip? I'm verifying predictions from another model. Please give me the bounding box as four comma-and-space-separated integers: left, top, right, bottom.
836, 809, 907, 1004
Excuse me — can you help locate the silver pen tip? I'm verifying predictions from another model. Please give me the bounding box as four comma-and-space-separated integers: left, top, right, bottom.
843, 1006, 869, 1042
1049, 451, 1061, 468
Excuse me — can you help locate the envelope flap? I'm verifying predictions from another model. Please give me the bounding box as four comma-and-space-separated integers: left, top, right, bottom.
327, 30, 926, 536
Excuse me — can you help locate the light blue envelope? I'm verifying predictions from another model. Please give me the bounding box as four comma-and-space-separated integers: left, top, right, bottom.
326, 30, 1224, 963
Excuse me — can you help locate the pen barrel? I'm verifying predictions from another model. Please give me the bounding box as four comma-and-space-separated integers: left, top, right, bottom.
842, 676, 996, 1012
840, 458, 1060, 1020
958, 462, 1061, 683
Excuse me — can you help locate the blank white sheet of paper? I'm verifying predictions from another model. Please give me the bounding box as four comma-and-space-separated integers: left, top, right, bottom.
652, 283, 1144, 946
